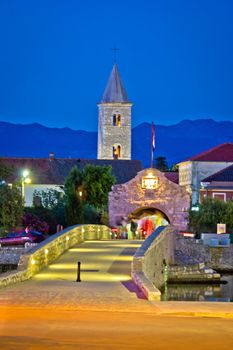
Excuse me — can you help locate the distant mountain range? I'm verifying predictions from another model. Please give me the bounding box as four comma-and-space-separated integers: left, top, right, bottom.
1, 119, 233, 167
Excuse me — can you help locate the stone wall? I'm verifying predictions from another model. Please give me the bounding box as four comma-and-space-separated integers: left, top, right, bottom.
175, 235, 233, 271
168, 264, 220, 283
131, 226, 176, 300
109, 168, 190, 231
0, 224, 111, 288
0, 247, 26, 265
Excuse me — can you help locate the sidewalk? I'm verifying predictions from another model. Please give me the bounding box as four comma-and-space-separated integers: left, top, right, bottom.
0, 240, 232, 318
152, 301, 233, 318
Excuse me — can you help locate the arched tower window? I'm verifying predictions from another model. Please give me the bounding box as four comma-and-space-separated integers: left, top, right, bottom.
113, 114, 121, 126
117, 114, 121, 126
113, 144, 121, 159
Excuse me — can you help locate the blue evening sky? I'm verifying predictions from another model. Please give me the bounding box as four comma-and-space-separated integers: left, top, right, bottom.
0, 0, 233, 131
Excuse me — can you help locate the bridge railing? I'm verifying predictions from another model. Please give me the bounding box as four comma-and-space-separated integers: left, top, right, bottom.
131, 225, 176, 301
0, 224, 111, 288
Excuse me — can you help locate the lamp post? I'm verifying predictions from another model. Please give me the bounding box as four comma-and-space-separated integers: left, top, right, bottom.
22, 170, 31, 206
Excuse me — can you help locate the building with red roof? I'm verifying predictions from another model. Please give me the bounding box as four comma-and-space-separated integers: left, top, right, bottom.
200, 164, 233, 202
178, 143, 233, 204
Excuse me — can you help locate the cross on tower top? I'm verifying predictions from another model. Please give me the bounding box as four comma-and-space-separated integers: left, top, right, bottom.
111, 46, 120, 63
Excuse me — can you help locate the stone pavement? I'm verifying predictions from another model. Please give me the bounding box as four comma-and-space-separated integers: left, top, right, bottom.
0, 240, 233, 318
0, 240, 155, 313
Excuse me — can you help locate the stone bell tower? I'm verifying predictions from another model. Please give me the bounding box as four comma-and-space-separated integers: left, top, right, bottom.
97, 64, 132, 160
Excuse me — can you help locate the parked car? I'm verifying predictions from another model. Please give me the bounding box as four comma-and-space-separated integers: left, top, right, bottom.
0, 231, 46, 247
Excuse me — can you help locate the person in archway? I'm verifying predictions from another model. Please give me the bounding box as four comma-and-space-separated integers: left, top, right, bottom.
130, 219, 138, 239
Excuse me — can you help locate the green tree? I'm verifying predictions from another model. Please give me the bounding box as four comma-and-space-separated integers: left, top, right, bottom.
29, 189, 66, 234
64, 167, 84, 225
82, 165, 116, 208
0, 159, 13, 183
223, 200, 233, 232
154, 156, 169, 172
170, 163, 179, 172
189, 198, 230, 234
83, 204, 100, 224
0, 184, 23, 233
63, 165, 115, 226
99, 210, 109, 226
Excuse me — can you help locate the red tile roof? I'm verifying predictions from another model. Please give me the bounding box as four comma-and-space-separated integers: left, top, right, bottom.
202, 164, 233, 182
164, 172, 179, 184
184, 143, 233, 162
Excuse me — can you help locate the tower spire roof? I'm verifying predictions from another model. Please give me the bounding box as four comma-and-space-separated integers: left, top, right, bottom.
102, 64, 129, 103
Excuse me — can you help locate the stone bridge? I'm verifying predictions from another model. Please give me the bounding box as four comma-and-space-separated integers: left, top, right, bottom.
0, 224, 177, 310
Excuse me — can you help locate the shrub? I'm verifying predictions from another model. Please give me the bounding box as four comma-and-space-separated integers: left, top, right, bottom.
22, 212, 49, 234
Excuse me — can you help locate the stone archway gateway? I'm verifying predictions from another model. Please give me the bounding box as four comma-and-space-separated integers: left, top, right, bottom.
109, 168, 190, 231
131, 207, 170, 222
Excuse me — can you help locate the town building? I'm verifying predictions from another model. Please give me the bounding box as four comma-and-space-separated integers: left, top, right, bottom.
200, 164, 233, 202
1, 155, 142, 206
178, 143, 233, 204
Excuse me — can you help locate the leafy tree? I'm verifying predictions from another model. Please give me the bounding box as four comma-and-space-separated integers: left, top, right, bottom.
83, 204, 100, 224
0, 184, 23, 232
31, 189, 65, 233
0, 159, 13, 183
154, 156, 169, 172
170, 163, 179, 172
189, 198, 232, 234
99, 210, 109, 226
64, 166, 84, 225
63, 165, 115, 226
82, 165, 116, 208
223, 200, 233, 232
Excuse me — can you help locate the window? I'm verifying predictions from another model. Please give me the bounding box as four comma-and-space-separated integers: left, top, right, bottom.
212, 192, 226, 202
113, 114, 121, 126
113, 114, 117, 126
117, 114, 121, 126
113, 144, 121, 159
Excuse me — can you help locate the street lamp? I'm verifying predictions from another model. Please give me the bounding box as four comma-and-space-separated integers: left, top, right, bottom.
22, 169, 31, 205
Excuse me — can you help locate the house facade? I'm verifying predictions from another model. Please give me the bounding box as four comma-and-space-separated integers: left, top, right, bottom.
199, 164, 233, 202
178, 143, 233, 204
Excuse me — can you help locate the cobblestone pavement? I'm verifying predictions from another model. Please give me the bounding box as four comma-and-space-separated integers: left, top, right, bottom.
0, 240, 158, 312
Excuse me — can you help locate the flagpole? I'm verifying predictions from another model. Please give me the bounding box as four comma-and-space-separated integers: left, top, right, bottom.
150, 122, 154, 168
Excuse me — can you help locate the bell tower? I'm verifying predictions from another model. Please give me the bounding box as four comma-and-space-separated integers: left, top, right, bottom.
97, 64, 132, 160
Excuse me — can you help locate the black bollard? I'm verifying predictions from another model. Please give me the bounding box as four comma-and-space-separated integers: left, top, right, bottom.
76, 261, 81, 282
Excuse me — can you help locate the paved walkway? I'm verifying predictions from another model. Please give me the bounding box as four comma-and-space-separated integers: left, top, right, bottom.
0, 240, 156, 312
0, 240, 233, 318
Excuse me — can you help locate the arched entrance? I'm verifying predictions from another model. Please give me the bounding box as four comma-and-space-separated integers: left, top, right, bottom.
130, 207, 170, 238
109, 168, 190, 231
